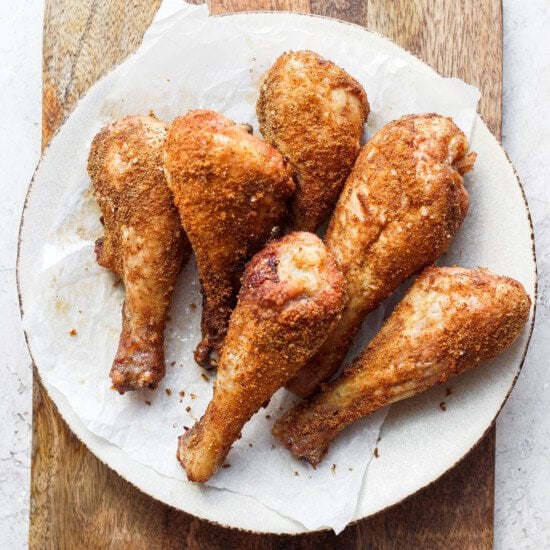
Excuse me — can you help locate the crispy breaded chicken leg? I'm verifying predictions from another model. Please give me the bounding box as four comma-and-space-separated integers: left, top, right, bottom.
177, 232, 345, 482
88, 115, 189, 394
163, 110, 295, 368
257, 50, 369, 232
274, 266, 531, 466
287, 114, 476, 397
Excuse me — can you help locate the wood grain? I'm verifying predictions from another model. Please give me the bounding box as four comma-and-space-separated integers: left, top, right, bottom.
32, 0, 502, 547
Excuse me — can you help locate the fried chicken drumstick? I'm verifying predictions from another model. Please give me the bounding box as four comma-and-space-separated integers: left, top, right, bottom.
177, 232, 345, 482
257, 50, 369, 232
88, 115, 189, 394
288, 114, 476, 398
163, 110, 295, 368
274, 266, 531, 466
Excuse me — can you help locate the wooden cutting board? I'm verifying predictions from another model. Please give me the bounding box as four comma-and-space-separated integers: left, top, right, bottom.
32, 1, 502, 547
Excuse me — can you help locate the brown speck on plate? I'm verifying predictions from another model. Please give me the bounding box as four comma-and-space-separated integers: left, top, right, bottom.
190, 303, 197, 310
248, 443, 253, 448
331, 464, 337, 474
183, 426, 189, 431
179, 390, 185, 397
222, 463, 231, 469
265, 415, 271, 420
170, 361, 176, 366
190, 393, 197, 399
445, 387, 452, 397
165, 388, 172, 396
201, 373, 210, 382
69, 329, 77, 337
271, 444, 275, 450
439, 402, 447, 411
294, 471, 299, 476
145, 400, 152, 406
374, 447, 379, 458
185, 406, 191, 413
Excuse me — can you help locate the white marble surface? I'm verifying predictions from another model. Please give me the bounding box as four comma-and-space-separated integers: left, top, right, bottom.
0, 0, 548, 547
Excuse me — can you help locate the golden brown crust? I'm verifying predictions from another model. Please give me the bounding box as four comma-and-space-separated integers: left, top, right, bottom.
287, 113, 475, 398
163, 110, 295, 368
88, 115, 189, 394
273, 266, 531, 466
177, 232, 346, 482
257, 50, 369, 232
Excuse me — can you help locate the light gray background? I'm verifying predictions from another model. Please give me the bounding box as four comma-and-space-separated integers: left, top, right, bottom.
0, 1, 548, 547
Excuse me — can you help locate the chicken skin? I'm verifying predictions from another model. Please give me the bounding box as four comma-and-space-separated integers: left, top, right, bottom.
257, 50, 369, 232
88, 115, 189, 394
274, 266, 531, 466
177, 232, 346, 482
287, 114, 476, 398
163, 110, 295, 368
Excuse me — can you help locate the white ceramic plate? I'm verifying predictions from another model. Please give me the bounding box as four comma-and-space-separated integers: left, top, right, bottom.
18, 11, 536, 534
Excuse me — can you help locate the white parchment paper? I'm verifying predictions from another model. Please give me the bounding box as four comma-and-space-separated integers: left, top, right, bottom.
23, 1, 480, 533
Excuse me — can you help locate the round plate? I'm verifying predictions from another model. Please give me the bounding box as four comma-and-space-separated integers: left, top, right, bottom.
18, 11, 536, 534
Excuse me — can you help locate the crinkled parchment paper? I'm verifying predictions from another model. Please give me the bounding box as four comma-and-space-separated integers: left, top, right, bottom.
23, 1, 479, 532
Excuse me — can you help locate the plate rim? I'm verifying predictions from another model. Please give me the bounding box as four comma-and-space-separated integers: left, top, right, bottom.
17, 9, 538, 535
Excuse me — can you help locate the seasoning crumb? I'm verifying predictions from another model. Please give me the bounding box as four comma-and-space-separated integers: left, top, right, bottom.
248, 443, 253, 448
265, 415, 271, 420
439, 402, 447, 411
201, 373, 210, 382
185, 406, 191, 413
69, 329, 77, 337
165, 388, 172, 396
179, 390, 185, 397
145, 400, 152, 406
183, 426, 189, 431
170, 361, 176, 366
172, 423, 177, 428
376, 435, 381, 443
445, 387, 452, 397
190, 303, 197, 310
374, 448, 379, 458
348, 468, 353, 471
222, 464, 231, 469
331, 464, 337, 474
190, 393, 197, 399
148, 109, 156, 117
271, 444, 276, 450
294, 471, 299, 476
